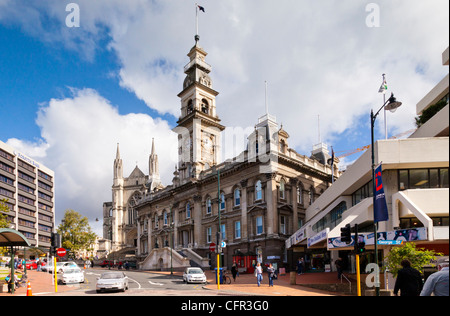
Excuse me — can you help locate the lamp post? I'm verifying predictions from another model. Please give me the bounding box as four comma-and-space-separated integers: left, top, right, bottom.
370, 92, 402, 296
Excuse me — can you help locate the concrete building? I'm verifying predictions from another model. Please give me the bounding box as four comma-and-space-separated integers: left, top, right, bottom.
286, 47, 449, 277
0, 140, 55, 251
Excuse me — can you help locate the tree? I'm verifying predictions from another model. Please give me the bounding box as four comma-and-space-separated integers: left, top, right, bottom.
385, 242, 443, 277
0, 199, 12, 229
57, 209, 97, 257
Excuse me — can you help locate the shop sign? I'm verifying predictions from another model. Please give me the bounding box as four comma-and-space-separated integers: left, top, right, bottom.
307, 228, 329, 248
327, 227, 427, 249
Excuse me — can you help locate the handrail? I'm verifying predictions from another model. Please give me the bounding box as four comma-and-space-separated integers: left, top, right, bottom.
341, 273, 352, 293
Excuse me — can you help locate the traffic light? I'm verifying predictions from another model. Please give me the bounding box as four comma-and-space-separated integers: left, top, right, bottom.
51, 232, 61, 248
356, 242, 366, 254
340, 224, 352, 244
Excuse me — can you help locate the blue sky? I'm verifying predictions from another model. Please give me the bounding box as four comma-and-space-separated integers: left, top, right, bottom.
0, 0, 448, 235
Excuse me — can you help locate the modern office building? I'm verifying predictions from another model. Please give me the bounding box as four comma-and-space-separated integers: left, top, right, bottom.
0, 140, 55, 251
286, 47, 449, 275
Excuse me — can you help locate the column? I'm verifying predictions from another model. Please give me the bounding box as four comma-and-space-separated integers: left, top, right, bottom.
147, 215, 152, 253
290, 178, 299, 233
193, 195, 202, 248
240, 179, 248, 242
137, 220, 141, 255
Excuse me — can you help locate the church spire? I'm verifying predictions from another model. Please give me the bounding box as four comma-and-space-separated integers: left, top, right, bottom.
114, 143, 123, 183
148, 138, 162, 192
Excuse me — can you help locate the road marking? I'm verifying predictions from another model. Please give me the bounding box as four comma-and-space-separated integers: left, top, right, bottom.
149, 280, 164, 286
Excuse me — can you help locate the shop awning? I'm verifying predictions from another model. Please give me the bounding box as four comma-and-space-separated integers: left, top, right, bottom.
0, 228, 31, 247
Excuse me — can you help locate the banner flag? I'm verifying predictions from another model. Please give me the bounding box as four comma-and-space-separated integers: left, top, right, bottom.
374, 164, 389, 222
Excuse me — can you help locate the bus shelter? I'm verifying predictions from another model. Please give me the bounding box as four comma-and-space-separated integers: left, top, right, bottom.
0, 228, 31, 294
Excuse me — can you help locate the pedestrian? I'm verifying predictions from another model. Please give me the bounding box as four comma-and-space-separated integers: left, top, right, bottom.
420, 262, 449, 296
255, 262, 263, 287
394, 259, 423, 296
231, 262, 238, 282
267, 263, 275, 287
335, 257, 344, 280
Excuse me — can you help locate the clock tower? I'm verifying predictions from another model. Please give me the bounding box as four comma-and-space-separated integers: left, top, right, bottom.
175, 39, 225, 182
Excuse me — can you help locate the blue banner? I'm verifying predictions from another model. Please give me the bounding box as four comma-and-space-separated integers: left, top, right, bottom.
374, 164, 389, 222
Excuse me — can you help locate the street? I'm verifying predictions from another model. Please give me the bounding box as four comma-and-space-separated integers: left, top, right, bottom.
50, 268, 221, 296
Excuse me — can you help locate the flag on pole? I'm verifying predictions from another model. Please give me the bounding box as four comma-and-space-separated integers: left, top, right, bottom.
198, 5, 205, 12
373, 164, 389, 222
378, 75, 387, 94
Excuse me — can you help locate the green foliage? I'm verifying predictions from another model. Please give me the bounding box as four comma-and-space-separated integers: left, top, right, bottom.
415, 99, 447, 127
57, 209, 97, 255
0, 199, 12, 229
385, 242, 443, 277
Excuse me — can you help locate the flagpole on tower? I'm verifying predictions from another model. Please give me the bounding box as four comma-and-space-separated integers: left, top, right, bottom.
196, 3, 199, 36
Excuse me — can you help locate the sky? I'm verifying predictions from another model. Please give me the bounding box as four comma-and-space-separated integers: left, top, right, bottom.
0, 0, 448, 236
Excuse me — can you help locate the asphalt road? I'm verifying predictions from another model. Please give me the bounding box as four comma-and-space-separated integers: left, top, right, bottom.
52, 268, 226, 296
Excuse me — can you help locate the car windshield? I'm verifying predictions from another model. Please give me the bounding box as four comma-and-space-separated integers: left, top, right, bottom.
65, 269, 81, 274
101, 273, 124, 279
188, 269, 203, 274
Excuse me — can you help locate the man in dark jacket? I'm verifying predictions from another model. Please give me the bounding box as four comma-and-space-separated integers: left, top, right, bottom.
394, 259, 423, 296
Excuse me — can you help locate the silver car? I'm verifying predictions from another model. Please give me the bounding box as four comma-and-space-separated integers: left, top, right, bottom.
58, 267, 85, 284
183, 267, 207, 284
96, 271, 129, 293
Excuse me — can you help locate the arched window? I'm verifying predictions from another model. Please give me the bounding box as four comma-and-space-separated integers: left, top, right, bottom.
201, 99, 209, 114
234, 188, 241, 206
186, 202, 191, 218
206, 198, 212, 214
187, 100, 193, 114
163, 211, 168, 226
255, 180, 262, 201
220, 193, 225, 211
279, 180, 285, 199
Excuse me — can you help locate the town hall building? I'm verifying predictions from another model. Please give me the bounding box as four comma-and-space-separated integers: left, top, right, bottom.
101, 36, 339, 272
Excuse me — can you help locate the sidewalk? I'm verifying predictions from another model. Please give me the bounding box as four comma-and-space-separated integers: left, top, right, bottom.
0, 270, 73, 296
201, 270, 346, 296
1, 268, 346, 296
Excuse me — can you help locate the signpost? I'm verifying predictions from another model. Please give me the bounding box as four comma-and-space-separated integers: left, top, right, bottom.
209, 243, 216, 252
56, 248, 67, 257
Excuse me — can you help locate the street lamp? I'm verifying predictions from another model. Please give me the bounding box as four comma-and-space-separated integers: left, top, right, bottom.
371, 92, 402, 296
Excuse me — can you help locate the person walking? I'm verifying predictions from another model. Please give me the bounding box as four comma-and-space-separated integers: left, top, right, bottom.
255, 262, 263, 287
394, 259, 423, 296
297, 258, 304, 275
231, 262, 238, 282
420, 263, 449, 296
335, 257, 344, 280
267, 263, 275, 287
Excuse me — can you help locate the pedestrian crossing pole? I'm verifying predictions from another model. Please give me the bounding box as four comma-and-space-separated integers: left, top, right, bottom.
354, 224, 361, 296
54, 256, 58, 293
217, 169, 221, 290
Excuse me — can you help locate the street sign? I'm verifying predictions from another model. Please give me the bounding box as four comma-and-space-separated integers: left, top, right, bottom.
209, 243, 216, 252
221, 241, 226, 248
378, 240, 404, 245
56, 248, 67, 257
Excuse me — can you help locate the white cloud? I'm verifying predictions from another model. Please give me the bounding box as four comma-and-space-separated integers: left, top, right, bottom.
2, 0, 449, 233
8, 88, 177, 234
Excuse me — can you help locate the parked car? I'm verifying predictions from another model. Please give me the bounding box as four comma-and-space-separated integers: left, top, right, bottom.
96, 271, 129, 293
99, 260, 115, 268
18, 260, 37, 270
58, 267, 85, 284
183, 267, 207, 284
46, 261, 79, 274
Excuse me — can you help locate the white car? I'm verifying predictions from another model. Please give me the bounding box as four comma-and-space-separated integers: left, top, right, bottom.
96, 271, 129, 293
183, 267, 207, 284
58, 267, 85, 284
